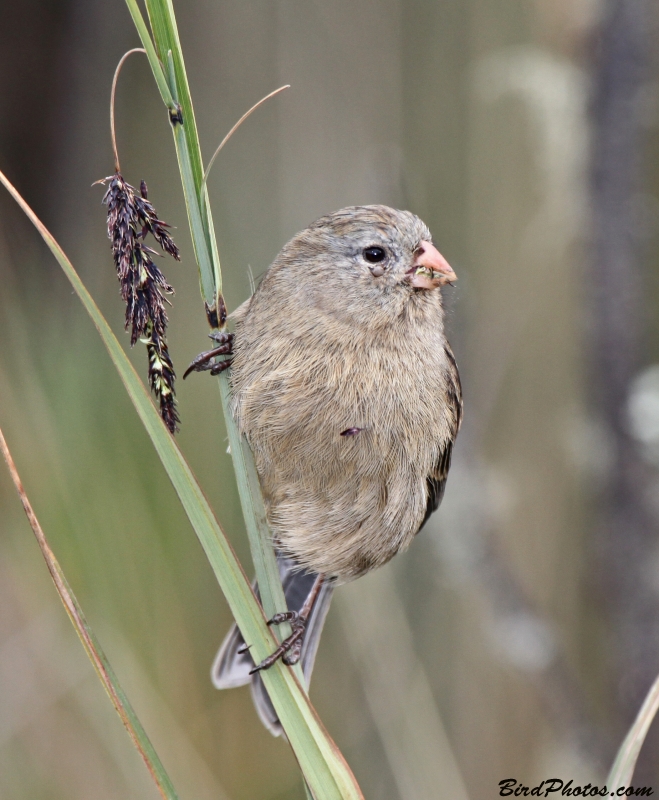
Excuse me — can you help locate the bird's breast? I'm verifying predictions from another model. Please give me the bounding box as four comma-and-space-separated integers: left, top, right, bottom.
230, 308, 454, 579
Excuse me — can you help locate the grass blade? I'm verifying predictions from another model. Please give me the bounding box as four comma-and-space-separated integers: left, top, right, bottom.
0, 168, 363, 800
606, 670, 659, 791
140, 0, 220, 304
123, 0, 176, 111
201, 85, 290, 196
217, 375, 293, 636
0, 427, 181, 800
139, 0, 301, 672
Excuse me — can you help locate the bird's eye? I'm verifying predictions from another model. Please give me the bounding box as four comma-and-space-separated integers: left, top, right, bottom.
363, 246, 386, 263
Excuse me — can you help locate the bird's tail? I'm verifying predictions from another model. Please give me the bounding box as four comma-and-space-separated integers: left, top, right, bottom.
211, 553, 334, 736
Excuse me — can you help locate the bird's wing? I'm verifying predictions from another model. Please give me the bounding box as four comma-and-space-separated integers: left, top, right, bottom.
423, 439, 454, 522
419, 343, 463, 530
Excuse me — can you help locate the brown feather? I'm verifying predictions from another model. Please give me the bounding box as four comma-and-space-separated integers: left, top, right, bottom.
230, 205, 462, 581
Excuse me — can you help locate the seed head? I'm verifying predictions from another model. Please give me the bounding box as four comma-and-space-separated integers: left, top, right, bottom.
99, 171, 181, 433
145, 325, 180, 434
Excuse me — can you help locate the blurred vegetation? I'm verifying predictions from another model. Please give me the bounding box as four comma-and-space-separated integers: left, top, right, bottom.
2, 1, 659, 798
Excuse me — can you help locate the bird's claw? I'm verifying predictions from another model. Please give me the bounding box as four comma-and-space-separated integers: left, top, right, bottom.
249, 613, 307, 674
267, 611, 300, 626
183, 332, 234, 379
272, 611, 305, 664
248, 575, 325, 673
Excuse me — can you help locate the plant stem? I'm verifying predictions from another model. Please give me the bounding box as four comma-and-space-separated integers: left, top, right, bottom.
218, 375, 295, 646
124, 0, 176, 110
201, 85, 290, 198
110, 48, 147, 172
136, 0, 295, 646
607, 669, 659, 791
0, 428, 181, 800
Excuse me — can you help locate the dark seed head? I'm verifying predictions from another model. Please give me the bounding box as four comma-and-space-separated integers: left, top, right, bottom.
99, 171, 181, 432
146, 328, 180, 433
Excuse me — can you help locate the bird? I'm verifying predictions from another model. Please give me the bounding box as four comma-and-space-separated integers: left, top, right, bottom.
185, 204, 462, 735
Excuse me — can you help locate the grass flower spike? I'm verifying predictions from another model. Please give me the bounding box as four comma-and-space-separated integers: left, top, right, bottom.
99, 172, 180, 432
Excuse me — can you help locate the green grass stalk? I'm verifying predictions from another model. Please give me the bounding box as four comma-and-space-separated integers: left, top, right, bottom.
132, 2, 300, 648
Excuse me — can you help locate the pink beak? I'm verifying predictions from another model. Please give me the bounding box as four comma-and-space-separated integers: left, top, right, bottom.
408, 240, 457, 289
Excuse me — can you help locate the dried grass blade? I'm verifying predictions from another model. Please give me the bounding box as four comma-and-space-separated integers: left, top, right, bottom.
0, 427, 181, 800
607, 670, 659, 791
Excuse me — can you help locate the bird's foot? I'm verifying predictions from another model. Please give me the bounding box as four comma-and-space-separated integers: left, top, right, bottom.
249, 613, 306, 673
248, 574, 325, 674
183, 332, 233, 379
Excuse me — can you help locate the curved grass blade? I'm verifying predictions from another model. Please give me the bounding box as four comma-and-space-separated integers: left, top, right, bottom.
0, 427, 181, 800
0, 168, 363, 800
606, 670, 659, 792
201, 85, 290, 198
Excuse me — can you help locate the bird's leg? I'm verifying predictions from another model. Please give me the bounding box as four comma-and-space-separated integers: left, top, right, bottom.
249, 574, 325, 674
267, 611, 300, 625
281, 573, 325, 666
249, 623, 307, 674
183, 332, 234, 379
281, 632, 304, 667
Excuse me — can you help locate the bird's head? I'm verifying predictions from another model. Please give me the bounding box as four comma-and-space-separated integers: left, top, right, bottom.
300, 205, 457, 294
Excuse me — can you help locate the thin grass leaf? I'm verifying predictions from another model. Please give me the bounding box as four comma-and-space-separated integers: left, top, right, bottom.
0, 168, 363, 800
138, 0, 220, 305
606, 670, 659, 791
201, 85, 290, 198
124, 0, 217, 304
0, 427, 181, 800
123, 0, 176, 111
138, 0, 300, 671
217, 374, 295, 646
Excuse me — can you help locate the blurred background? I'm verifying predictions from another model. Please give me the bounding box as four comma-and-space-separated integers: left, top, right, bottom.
1, 0, 659, 797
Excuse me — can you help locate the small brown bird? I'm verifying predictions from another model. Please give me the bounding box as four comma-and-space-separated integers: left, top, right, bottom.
187, 205, 462, 734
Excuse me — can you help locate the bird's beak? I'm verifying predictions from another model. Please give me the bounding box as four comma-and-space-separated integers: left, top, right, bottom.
407, 241, 457, 289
